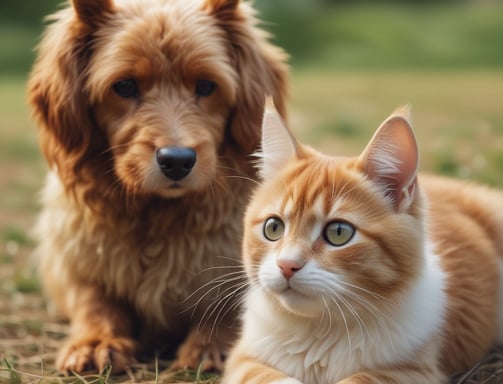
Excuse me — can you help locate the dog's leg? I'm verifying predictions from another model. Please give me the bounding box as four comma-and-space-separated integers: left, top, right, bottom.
56, 285, 136, 374
171, 320, 238, 372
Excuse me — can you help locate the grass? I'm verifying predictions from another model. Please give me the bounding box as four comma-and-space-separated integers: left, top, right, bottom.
0, 357, 221, 384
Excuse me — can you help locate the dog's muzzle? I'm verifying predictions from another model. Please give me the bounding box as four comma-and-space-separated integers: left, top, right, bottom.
156, 146, 197, 181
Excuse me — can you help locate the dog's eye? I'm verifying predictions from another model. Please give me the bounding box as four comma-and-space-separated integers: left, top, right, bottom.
195, 80, 216, 97
113, 79, 139, 98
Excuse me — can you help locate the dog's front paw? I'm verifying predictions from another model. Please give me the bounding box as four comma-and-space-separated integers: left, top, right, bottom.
171, 326, 235, 372
57, 336, 136, 374
171, 336, 224, 372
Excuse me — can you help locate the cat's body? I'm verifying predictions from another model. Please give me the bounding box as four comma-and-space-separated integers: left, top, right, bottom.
222, 101, 503, 384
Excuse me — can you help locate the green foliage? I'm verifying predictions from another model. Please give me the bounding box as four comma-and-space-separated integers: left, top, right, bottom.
3, 227, 32, 246
0, 137, 40, 163
0, 1, 60, 74
0, 24, 40, 75
332, 115, 363, 138
14, 273, 40, 294
434, 152, 459, 177
2, 359, 21, 384
258, 2, 503, 70
0, 0, 60, 25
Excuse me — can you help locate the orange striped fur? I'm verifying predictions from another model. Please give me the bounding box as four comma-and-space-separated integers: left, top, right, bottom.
222, 102, 503, 384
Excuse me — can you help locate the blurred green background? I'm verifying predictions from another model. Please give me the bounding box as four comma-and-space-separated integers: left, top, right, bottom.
0, 0, 502, 381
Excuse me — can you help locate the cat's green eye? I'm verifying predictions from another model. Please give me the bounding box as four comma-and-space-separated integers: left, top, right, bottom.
324, 221, 355, 247
263, 217, 284, 241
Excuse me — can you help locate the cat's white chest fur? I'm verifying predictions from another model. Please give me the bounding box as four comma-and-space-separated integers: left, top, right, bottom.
242, 241, 446, 384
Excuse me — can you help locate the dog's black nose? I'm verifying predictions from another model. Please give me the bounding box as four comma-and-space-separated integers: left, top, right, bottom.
156, 147, 197, 181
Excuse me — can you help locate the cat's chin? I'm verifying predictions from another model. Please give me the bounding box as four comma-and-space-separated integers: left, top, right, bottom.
269, 288, 324, 318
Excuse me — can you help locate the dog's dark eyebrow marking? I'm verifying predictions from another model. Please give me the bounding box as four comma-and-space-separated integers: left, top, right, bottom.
222, 107, 236, 151
158, 20, 166, 42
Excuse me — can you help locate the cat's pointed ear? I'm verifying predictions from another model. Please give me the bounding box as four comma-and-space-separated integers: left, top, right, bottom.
360, 106, 418, 212
258, 96, 299, 179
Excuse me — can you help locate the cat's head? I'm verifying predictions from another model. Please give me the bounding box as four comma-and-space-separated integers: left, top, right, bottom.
243, 98, 424, 319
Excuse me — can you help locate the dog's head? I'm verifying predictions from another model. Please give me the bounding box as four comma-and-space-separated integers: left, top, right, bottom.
28, 0, 288, 200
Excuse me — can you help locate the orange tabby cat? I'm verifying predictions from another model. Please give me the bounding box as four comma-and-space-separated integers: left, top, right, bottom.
222, 99, 503, 384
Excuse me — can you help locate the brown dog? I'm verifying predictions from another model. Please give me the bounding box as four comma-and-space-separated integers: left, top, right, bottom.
28, 0, 288, 374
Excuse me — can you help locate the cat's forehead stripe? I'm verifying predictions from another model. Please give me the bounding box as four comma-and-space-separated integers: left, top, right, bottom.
283, 197, 294, 218
281, 160, 348, 216
312, 195, 325, 218
327, 198, 345, 219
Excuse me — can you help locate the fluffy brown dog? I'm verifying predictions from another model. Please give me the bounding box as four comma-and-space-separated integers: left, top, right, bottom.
27, 0, 288, 374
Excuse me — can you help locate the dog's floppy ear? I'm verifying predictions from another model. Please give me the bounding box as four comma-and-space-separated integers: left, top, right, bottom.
204, 0, 289, 156
27, 4, 113, 190
203, 0, 239, 17
73, 0, 114, 28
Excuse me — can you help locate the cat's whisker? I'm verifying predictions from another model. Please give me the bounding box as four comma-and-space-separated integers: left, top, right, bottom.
317, 280, 366, 339
196, 285, 241, 328
228, 287, 250, 314
198, 281, 249, 337
342, 289, 392, 325
339, 288, 396, 353
182, 272, 245, 307
216, 255, 246, 263
337, 280, 393, 304
188, 274, 246, 309
225, 174, 261, 186
197, 265, 244, 274
208, 177, 229, 200
182, 272, 247, 325
327, 294, 353, 352
217, 163, 261, 187
318, 277, 394, 347
205, 288, 241, 336
320, 295, 334, 339
335, 285, 386, 321
207, 284, 249, 338
336, 292, 367, 339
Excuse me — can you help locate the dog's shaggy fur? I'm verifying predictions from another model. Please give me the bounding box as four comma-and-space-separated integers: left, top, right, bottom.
27, 0, 288, 374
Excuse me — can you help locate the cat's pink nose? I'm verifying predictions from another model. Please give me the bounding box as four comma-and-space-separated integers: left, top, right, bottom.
277, 259, 304, 280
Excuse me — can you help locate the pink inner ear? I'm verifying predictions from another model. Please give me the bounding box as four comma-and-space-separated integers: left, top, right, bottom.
392, 118, 418, 185
362, 115, 419, 210
259, 99, 298, 180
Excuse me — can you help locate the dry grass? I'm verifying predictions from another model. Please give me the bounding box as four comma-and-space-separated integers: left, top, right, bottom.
0, 267, 218, 383
452, 349, 503, 384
